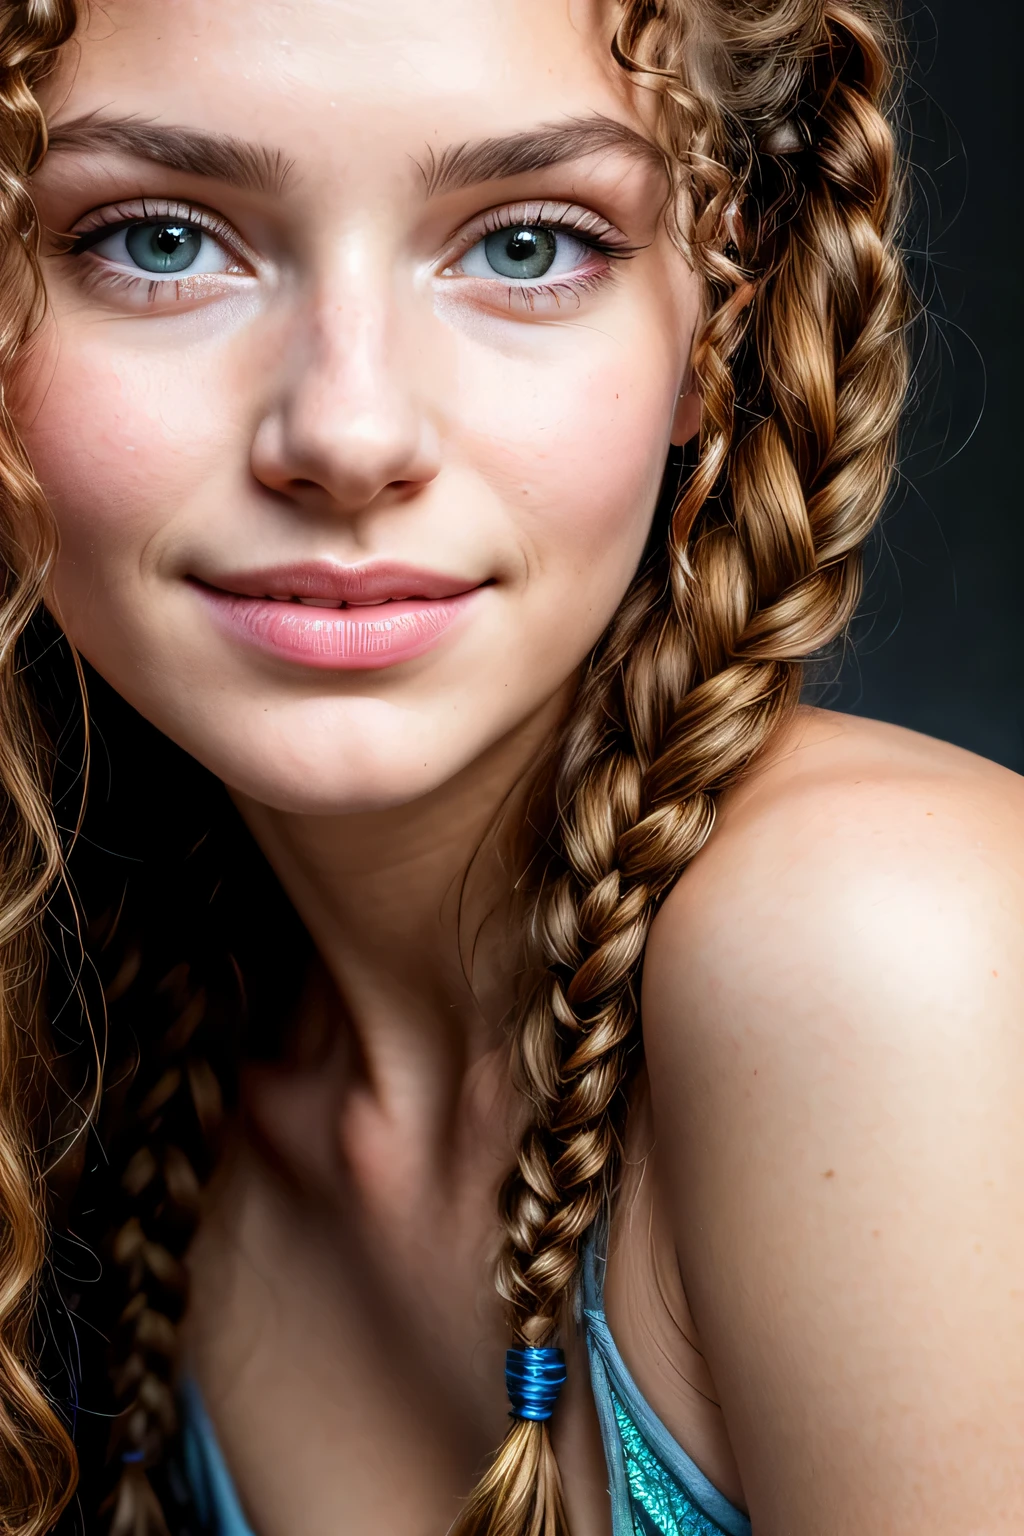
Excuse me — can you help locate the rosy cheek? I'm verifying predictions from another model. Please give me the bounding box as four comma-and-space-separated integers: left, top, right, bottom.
455, 338, 677, 574
20, 334, 232, 586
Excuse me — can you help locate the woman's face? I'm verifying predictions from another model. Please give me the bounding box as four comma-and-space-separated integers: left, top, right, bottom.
21, 0, 700, 814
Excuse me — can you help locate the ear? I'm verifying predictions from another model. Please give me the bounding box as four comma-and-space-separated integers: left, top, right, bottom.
670, 390, 701, 447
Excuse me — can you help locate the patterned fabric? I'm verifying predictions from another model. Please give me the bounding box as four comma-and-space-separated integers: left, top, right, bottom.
612, 1389, 737, 1536
582, 1234, 751, 1536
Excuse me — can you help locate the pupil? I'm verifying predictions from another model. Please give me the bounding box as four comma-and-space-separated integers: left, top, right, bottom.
125, 221, 203, 275
506, 230, 540, 263
156, 225, 188, 254
483, 225, 557, 281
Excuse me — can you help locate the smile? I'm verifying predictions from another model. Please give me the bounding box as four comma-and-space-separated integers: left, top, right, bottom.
193, 561, 483, 671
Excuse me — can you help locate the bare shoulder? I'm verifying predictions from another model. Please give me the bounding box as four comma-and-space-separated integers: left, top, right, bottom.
640, 710, 1024, 1530
645, 706, 1024, 1038
694, 703, 1023, 882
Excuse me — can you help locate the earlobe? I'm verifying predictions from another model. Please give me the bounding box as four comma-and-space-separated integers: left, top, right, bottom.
670, 391, 701, 447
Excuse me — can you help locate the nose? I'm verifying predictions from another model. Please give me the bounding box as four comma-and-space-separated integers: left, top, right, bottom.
250, 277, 443, 514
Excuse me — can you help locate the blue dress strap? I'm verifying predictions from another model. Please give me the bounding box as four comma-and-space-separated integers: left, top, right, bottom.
178, 1239, 751, 1536
581, 1236, 751, 1536
179, 1376, 257, 1536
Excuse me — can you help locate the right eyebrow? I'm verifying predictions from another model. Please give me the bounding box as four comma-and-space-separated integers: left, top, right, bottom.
44, 114, 292, 196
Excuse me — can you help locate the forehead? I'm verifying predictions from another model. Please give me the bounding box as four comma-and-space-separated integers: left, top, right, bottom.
55, 0, 635, 161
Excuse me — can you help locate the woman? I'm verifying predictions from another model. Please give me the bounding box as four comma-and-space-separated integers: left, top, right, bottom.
0, 0, 1019, 1532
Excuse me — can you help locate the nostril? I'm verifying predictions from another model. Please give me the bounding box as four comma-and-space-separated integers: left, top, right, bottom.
390, 478, 429, 500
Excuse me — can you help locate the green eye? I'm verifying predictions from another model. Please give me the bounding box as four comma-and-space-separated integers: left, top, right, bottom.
123, 222, 204, 274
482, 227, 557, 280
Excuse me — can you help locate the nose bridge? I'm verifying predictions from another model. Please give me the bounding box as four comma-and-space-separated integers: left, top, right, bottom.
312, 246, 409, 415
261, 234, 441, 505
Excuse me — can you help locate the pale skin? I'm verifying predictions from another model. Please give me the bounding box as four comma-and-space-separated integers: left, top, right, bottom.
16, 1, 1024, 1533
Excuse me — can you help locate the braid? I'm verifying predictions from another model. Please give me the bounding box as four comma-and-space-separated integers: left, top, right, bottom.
99, 949, 226, 1536
456, 4, 909, 1533
74, 752, 291, 1533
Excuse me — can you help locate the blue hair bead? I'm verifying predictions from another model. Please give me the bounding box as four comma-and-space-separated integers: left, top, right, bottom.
505, 1346, 567, 1422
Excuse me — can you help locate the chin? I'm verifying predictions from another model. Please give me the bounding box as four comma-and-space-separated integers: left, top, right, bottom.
224, 761, 459, 818
149, 692, 513, 817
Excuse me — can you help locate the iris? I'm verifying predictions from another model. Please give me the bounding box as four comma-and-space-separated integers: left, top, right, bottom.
483, 227, 557, 280
124, 222, 203, 274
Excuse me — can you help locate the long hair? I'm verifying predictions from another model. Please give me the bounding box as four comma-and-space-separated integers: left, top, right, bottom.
0, 4, 84, 1533
454, 3, 909, 1532
0, 2, 910, 1534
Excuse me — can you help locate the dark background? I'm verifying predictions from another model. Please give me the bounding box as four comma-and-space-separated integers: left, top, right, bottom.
824, 0, 1022, 771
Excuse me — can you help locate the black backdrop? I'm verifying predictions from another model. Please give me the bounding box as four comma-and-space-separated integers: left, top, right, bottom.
825, 0, 1023, 771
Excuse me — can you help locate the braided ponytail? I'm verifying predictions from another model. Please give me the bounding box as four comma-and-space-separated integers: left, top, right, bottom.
69, 733, 300, 1535
455, 4, 909, 1533
100, 950, 228, 1536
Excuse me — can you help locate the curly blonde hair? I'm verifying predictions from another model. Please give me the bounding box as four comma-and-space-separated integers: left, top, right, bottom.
0, 2, 909, 1534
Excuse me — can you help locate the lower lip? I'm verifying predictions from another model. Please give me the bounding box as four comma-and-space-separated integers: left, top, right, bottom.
197, 587, 478, 670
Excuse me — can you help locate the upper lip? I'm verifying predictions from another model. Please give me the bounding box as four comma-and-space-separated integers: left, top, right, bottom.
196, 561, 482, 606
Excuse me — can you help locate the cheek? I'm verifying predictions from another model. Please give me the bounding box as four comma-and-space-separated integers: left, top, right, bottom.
454, 327, 678, 592
17, 321, 245, 617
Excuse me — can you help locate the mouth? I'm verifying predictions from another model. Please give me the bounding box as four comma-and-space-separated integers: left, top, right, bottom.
199, 560, 481, 607
191, 561, 486, 671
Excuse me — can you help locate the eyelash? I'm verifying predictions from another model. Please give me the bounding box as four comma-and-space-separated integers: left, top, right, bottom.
62, 198, 251, 307
61, 196, 637, 312
444, 201, 638, 311
68, 198, 241, 253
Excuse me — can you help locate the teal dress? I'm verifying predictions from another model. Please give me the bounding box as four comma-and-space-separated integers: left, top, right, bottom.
180, 1239, 750, 1536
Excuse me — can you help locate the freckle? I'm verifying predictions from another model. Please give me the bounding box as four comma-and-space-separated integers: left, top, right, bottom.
974, 1242, 983, 1253
926, 811, 933, 817
823, 1169, 835, 1179
872, 1229, 880, 1237
992, 970, 999, 978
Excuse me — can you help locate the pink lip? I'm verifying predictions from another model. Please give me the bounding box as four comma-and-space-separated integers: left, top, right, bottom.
194, 561, 482, 671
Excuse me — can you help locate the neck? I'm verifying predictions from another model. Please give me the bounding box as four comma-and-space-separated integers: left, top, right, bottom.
231, 689, 567, 1128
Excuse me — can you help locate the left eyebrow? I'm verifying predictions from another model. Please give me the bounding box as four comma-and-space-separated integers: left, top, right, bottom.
44, 114, 293, 196
417, 114, 665, 197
